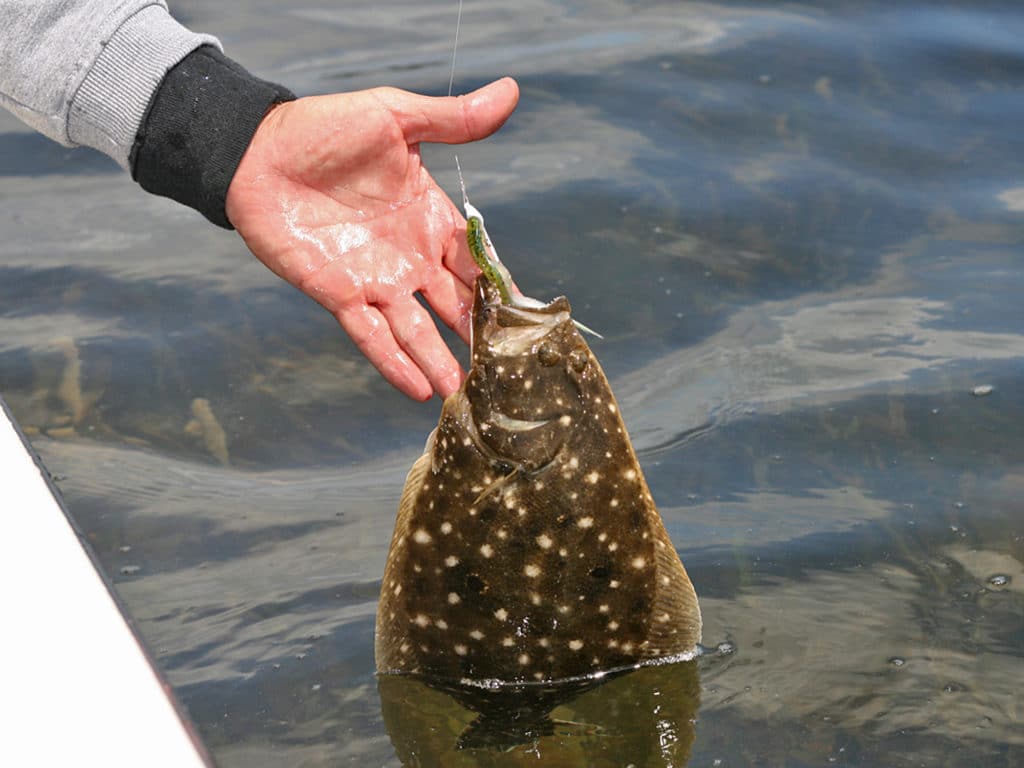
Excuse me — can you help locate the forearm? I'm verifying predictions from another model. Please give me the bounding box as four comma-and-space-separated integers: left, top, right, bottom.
0, 0, 217, 168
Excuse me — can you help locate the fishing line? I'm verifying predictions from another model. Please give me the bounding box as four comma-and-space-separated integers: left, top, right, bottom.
447, 0, 463, 99
447, 0, 470, 207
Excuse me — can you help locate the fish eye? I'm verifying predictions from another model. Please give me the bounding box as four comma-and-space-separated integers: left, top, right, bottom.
537, 341, 561, 367
568, 348, 589, 372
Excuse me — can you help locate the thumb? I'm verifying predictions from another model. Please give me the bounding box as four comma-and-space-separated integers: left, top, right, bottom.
380, 77, 520, 146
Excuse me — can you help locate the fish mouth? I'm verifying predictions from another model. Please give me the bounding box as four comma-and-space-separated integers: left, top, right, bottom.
471, 278, 572, 358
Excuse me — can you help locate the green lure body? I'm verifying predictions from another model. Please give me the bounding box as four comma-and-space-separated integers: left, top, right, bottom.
464, 202, 515, 305
466, 216, 513, 305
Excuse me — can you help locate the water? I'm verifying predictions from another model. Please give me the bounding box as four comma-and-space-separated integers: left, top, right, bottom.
2, 1, 1022, 765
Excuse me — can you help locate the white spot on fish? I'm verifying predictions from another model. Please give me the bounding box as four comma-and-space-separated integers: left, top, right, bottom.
631, 556, 647, 569
502, 637, 515, 647
624, 469, 637, 481
569, 639, 584, 651
586, 471, 600, 484
494, 608, 508, 621
444, 555, 459, 568
393, 584, 402, 596
448, 592, 462, 605
469, 629, 485, 640
440, 521, 453, 534
578, 516, 594, 529
435, 619, 448, 630
530, 592, 542, 606
609, 542, 619, 552
518, 653, 530, 666
412, 529, 432, 544
559, 415, 572, 426
413, 614, 430, 627
610, 498, 619, 508
598, 532, 607, 542
537, 637, 550, 648
608, 403, 617, 413
568, 456, 579, 469
524, 564, 541, 578
537, 534, 553, 549
480, 544, 494, 558
534, 480, 545, 491
599, 604, 609, 613
454, 644, 468, 656
610, 580, 621, 589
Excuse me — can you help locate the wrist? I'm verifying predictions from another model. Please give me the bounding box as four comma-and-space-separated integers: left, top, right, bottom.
130, 46, 296, 229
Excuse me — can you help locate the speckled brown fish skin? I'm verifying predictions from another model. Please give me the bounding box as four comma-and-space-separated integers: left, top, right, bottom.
376, 277, 701, 684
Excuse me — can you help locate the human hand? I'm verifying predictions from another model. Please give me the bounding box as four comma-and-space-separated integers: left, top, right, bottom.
225, 78, 520, 401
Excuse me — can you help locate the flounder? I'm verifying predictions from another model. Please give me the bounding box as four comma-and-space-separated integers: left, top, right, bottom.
375, 276, 701, 684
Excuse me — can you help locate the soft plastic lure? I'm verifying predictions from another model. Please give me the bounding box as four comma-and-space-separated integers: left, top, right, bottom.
465, 201, 515, 305
463, 198, 604, 338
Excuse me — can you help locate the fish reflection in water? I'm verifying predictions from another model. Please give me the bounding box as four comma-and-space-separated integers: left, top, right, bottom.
378, 659, 700, 766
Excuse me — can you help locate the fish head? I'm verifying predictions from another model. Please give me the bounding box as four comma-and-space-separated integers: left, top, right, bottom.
463, 277, 593, 471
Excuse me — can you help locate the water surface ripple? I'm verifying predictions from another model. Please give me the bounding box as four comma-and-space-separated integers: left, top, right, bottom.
2, 1, 1022, 765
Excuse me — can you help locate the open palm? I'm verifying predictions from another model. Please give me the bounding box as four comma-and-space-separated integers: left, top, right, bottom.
225, 78, 519, 400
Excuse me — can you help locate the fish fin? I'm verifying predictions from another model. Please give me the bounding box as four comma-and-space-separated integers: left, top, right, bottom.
376, 448, 434, 671
646, 534, 703, 655
424, 427, 440, 473
397, 448, 433, 540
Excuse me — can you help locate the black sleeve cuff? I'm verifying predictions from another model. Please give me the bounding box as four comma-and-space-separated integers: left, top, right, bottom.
130, 46, 296, 229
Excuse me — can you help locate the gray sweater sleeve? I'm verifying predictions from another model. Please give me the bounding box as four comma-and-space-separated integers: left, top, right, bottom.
0, 0, 220, 169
